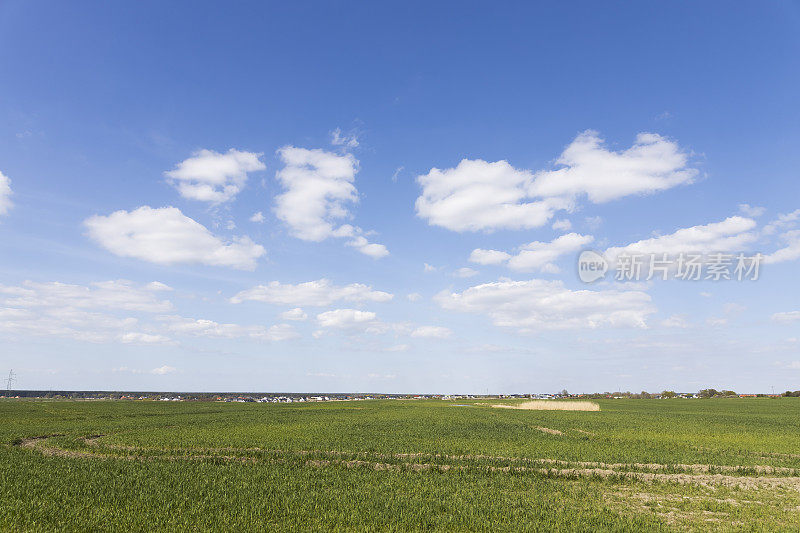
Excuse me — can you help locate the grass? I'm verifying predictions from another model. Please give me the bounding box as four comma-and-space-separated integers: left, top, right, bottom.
2, 398, 800, 531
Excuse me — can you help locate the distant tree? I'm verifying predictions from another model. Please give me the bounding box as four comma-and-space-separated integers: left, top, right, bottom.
720, 390, 737, 397
640, 391, 652, 399
698, 388, 718, 398
661, 390, 677, 398
560, 389, 569, 397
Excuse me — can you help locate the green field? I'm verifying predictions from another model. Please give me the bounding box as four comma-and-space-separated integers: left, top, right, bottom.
3, 398, 800, 531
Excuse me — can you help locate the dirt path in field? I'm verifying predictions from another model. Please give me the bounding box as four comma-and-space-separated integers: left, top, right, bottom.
13, 434, 800, 491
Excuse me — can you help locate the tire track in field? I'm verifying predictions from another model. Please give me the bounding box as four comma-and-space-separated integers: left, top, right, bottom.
13, 434, 800, 490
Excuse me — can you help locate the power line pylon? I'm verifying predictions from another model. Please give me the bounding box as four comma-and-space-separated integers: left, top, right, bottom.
5, 369, 15, 396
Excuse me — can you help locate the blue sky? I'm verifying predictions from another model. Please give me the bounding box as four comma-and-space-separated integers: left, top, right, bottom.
1, 1, 800, 393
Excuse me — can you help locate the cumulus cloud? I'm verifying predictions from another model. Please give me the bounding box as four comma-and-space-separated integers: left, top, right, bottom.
0, 308, 146, 344
416, 159, 568, 232
508, 233, 593, 272
529, 131, 697, 202
410, 326, 453, 339
159, 315, 298, 341
249, 211, 265, 223
335, 225, 390, 258
280, 307, 308, 321
416, 131, 696, 232
274, 146, 388, 257
84, 206, 265, 270
469, 249, 511, 265
230, 279, 393, 307
150, 365, 177, 375
435, 279, 655, 330
763, 209, 800, 236
0, 280, 173, 313
472, 233, 593, 272
0, 280, 174, 344
164, 149, 265, 203
317, 309, 377, 329
765, 230, 800, 264
0, 170, 12, 216
605, 216, 757, 259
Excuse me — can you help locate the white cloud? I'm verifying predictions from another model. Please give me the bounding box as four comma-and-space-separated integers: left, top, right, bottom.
230, 279, 392, 307
765, 230, 800, 264
416, 131, 696, 232
507, 233, 593, 272
453, 267, 478, 278
0, 308, 142, 343
274, 146, 387, 257
410, 326, 453, 339
435, 279, 655, 330
0, 170, 12, 216
424, 263, 438, 272
164, 149, 265, 203
330, 128, 359, 148
120, 332, 173, 345
385, 344, 410, 352
763, 209, 800, 236
145, 281, 173, 292
391, 166, 404, 182
585, 216, 603, 230
159, 315, 298, 341
85, 206, 265, 270
738, 203, 766, 217
249, 211, 265, 223
317, 309, 377, 329
407, 293, 422, 302
151, 365, 177, 375
529, 131, 697, 203
338, 228, 390, 258
0, 280, 175, 344
416, 159, 568, 232
274, 146, 358, 241
469, 233, 592, 273
772, 311, 800, 323
469, 249, 511, 265
0, 280, 301, 346
0, 280, 173, 313
605, 216, 757, 259
280, 307, 308, 321
552, 219, 572, 231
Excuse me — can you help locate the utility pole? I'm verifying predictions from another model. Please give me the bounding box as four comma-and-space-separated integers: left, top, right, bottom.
5, 369, 15, 396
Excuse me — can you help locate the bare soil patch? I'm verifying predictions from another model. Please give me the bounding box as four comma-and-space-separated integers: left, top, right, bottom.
491, 400, 600, 411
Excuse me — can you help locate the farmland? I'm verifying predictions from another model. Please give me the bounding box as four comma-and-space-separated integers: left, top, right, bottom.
3, 398, 800, 531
